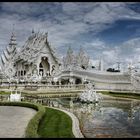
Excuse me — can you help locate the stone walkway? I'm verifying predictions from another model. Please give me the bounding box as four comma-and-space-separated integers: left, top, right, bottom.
0, 106, 36, 138
47, 106, 84, 138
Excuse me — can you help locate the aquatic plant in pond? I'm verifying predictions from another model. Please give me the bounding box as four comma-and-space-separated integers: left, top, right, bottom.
78, 82, 102, 103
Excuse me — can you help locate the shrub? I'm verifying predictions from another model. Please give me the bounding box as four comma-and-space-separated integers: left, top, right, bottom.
25, 103, 46, 138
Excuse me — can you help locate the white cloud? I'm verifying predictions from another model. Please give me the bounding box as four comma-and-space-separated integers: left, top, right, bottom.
89, 59, 99, 67
1, 2, 58, 16
84, 2, 140, 25
0, 2, 140, 70
83, 39, 106, 50
97, 37, 140, 70
62, 2, 96, 15
1, 2, 140, 50
102, 50, 118, 64
118, 38, 140, 63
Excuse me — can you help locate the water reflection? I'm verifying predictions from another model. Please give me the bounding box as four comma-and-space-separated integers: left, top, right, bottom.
49, 96, 140, 138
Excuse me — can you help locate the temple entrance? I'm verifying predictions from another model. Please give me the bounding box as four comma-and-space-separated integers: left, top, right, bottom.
39, 57, 50, 76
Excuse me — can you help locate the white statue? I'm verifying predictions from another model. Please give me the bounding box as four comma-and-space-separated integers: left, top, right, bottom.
79, 82, 102, 103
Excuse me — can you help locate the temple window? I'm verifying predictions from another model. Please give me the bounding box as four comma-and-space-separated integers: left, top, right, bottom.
24, 70, 26, 75
39, 63, 44, 76
39, 63, 43, 68
21, 71, 23, 76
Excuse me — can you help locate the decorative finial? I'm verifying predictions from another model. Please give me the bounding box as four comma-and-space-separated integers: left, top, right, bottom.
9, 24, 17, 46
45, 32, 48, 36
12, 24, 15, 35
32, 29, 35, 34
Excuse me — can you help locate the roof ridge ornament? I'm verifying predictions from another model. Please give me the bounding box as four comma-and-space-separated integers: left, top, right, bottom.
9, 24, 17, 46
32, 29, 35, 34
45, 32, 48, 37
12, 24, 15, 35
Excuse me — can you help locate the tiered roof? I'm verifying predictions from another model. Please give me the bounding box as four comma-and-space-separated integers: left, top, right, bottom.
0, 32, 17, 66
15, 32, 59, 65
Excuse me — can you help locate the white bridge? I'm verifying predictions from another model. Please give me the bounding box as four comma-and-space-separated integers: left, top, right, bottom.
55, 69, 140, 91
1, 68, 140, 92
56, 69, 131, 83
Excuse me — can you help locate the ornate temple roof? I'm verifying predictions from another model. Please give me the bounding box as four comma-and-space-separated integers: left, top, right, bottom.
15, 32, 59, 65
63, 46, 89, 70
0, 32, 17, 66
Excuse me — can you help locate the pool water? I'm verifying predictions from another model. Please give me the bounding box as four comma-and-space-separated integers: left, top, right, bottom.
52, 95, 140, 138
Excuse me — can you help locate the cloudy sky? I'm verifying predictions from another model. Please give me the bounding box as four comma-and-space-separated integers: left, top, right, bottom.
0, 2, 140, 70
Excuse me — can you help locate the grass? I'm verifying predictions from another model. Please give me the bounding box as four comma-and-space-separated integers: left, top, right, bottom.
0, 102, 74, 138
38, 107, 74, 138
0, 91, 10, 95
99, 90, 140, 100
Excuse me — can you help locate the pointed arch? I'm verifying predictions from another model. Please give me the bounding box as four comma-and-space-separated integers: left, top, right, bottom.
39, 57, 50, 76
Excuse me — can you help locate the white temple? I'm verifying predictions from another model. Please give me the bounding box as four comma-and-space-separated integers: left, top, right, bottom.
0, 31, 60, 82
0, 29, 140, 91
0, 32, 17, 79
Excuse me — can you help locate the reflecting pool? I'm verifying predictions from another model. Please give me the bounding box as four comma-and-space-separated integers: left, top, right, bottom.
49, 94, 140, 138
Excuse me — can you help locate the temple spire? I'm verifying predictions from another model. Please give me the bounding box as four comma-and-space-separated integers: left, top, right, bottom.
77, 47, 89, 70
67, 46, 73, 55
12, 24, 15, 34
32, 28, 35, 34
0, 26, 18, 68
99, 57, 104, 71
9, 24, 17, 47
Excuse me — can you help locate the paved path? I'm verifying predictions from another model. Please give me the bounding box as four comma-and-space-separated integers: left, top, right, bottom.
0, 106, 36, 138
47, 106, 84, 138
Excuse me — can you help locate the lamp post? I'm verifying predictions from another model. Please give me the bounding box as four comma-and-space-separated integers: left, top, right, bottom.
15, 78, 18, 89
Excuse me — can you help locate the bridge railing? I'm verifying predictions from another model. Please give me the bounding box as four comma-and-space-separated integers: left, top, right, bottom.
36, 84, 85, 90
0, 83, 86, 90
